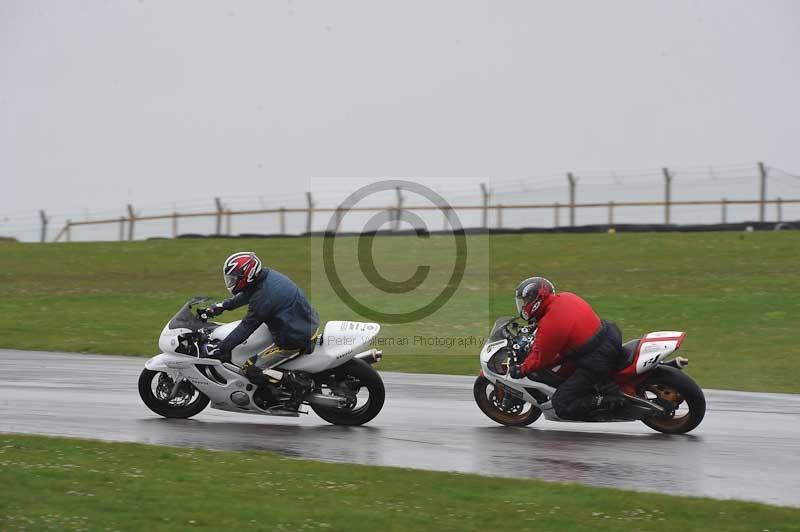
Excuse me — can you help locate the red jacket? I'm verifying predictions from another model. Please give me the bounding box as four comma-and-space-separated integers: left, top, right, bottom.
521, 292, 601, 374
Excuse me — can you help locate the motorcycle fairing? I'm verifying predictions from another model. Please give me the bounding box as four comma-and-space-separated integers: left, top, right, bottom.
143, 353, 269, 414
481, 340, 508, 364
617, 331, 686, 377
282, 321, 381, 373
210, 322, 275, 362
481, 364, 563, 420
158, 317, 380, 374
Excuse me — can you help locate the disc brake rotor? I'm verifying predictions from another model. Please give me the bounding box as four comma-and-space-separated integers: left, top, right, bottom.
155, 374, 194, 406
489, 390, 524, 415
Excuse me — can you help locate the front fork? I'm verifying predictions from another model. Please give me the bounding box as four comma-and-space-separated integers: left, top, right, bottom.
157, 372, 190, 402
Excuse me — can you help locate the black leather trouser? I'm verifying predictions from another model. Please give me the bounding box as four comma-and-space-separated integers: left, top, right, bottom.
551, 322, 625, 420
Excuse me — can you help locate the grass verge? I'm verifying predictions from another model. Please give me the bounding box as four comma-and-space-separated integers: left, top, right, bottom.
0, 232, 798, 392
1, 433, 798, 532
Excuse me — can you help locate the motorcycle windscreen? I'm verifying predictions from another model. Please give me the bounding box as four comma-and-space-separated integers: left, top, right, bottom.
167, 296, 213, 331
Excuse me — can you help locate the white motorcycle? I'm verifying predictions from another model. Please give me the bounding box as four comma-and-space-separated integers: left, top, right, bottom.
138, 297, 385, 426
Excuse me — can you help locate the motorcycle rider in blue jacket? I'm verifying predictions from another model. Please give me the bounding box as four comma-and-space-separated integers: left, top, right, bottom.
202, 251, 320, 388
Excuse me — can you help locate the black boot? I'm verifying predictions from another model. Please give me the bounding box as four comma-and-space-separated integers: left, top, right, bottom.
595, 381, 626, 410
244, 365, 271, 388
594, 393, 627, 410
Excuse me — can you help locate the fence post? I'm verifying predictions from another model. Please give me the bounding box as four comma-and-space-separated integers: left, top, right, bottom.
496, 204, 503, 228
279, 207, 286, 235
777, 197, 783, 222
305, 192, 314, 234
480, 183, 489, 229
119, 217, 125, 241
608, 201, 614, 225
758, 162, 767, 222
567, 173, 576, 227
393, 186, 403, 231
663, 167, 672, 224
554, 202, 560, 227
721, 198, 728, 223
66, 220, 72, 242
214, 197, 223, 234
334, 207, 343, 232
39, 210, 48, 243
172, 212, 178, 239
225, 209, 232, 235
126, 204, 135, 241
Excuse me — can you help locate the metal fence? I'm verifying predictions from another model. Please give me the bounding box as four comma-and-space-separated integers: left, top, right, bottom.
16, 162, 799, 242
51, 197, 798, 243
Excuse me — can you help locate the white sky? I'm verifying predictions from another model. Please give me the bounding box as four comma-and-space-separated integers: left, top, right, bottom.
2, 0, 799, 239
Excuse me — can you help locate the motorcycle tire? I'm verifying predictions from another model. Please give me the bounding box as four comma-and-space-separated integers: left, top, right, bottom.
473, 375, 542, 427
310, 358, 385, 426
637, 367, 705, 434
138, 368, 210, 419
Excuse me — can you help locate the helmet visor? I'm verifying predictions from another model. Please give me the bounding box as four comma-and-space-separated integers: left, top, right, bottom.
516, 295, 539, 321
515, 295, 528, 316
224, 273, 240, 293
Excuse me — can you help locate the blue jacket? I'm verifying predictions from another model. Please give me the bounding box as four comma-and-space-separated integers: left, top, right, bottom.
217, 269, 319, 354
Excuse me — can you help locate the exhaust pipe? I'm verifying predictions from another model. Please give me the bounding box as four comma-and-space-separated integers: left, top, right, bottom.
306, 393, 349, 408
664, 357, 689, 370
355, 348, 383, 365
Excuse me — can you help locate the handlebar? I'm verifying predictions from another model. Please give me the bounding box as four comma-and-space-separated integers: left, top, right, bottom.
505, 322, 536, 365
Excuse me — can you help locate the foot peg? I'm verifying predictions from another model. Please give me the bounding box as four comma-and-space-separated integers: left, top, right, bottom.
263, 369, 284, 382
264, 405, 302, 417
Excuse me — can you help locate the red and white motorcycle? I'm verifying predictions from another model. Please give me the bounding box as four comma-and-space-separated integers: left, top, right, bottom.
474, 317, 706, 434
138, 297, 385, 426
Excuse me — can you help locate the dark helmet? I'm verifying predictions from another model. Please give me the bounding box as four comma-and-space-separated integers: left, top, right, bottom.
515, 277, 555, 322
223, 251, 263, 294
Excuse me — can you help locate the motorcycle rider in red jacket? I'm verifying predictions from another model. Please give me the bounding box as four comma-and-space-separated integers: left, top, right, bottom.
508, 277, 626, 420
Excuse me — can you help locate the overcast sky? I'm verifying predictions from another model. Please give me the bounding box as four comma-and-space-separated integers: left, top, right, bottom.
2, 0, 799, 239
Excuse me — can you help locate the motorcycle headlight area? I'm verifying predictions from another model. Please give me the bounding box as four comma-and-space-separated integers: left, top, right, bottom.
487, 351, 512, 375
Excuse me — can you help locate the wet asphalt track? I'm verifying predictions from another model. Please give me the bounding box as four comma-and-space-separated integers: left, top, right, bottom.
1, 349, 798, 507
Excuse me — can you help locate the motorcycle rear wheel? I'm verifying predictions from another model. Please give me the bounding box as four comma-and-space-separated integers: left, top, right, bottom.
473, 375, 542, 427
637, 370, 705, 434
138, 369, 210, 419
310, 359, 385, 426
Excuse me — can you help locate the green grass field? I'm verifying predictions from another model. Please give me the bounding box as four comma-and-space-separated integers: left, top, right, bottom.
0, 232, 798, 392
1, 433, 797, 532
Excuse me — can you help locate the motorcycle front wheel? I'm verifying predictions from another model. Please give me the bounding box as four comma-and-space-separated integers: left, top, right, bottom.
310, 359, 385, 426
473, 375, 542, 427
138, 369, 210, 419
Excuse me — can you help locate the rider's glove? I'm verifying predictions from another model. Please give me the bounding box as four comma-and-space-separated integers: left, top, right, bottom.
200, 303, 225, 319
204, 339, 231, 363
508, 364, 524, 379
